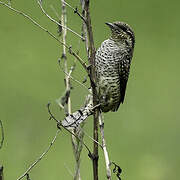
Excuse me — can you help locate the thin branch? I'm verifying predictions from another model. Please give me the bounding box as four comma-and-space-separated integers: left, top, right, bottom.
82, 21, 89, 56
80, 0, 89, 60
99, 114, 111, 180
26, 174, 30, 180
0, 1, 88, 72
46, 103, 92, 156
68, 46, 88, 72
63, 1, 86, 22
61, 0, 89, 57
0, 120, 4, 150
16, 129, 60, 180
47, 103, 59, 123
60, 2, 83, 178
37, 0, 84, 40
0, 165, 3, 180
83, 1, 99, 180
63, 1, 89, 55
67, 66, 75, 81
65, 128, 92, 159
84, 0, 96, 61
61, 0, 71, 114
111, 162, 122, 180
58, 59, 89, 92
82, 128, 102, 148
0, 1, 59, 43
71, 126, 84, 180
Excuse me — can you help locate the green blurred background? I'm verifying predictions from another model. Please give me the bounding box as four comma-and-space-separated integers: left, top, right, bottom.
0, 0, 180, 179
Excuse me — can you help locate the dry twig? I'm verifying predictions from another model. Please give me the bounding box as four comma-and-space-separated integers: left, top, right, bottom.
37, 0, 84, 40
0, 120, 4, 150
58, 60, 89, 92
63, 1, 86, 22
83, 1, 99, 179
61, 0, 71, 114
0, 1, 115, 180
111, 162, 122, 180
0, 1, 88, 72
16, 129, 60, 180
46, 103, 92, 156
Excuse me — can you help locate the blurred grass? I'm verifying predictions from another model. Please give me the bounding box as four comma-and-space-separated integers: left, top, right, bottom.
0, 0, 180, 179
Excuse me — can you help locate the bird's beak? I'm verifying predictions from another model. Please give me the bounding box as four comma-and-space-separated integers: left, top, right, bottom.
105, 22, 115, 29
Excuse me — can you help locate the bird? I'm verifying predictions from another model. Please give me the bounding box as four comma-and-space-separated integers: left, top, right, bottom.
95, 21, 135, 112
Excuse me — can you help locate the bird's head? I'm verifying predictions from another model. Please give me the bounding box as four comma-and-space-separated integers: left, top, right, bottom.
105, 21, 135, 47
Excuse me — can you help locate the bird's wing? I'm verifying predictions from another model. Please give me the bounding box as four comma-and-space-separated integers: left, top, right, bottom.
119, 54, 131, 104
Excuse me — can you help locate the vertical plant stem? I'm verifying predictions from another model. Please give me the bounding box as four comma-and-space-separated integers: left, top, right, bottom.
61, 0, 71, 114
61, 1, 83, 179
72, 127, 84, 180
84, 0, 99, 179
99, 114, 111, 180
92, 110, 99, 180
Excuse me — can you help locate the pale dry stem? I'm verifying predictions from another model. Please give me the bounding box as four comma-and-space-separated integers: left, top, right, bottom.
99, 114, 112, 180
60, 1, 82, 179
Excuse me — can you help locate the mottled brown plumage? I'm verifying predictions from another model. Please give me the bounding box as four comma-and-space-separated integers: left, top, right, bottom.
95, 21, 135, 112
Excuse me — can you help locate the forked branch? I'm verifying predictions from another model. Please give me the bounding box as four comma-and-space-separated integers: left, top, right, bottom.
63, 1, 86, 22
0, 1, 88, 72
37, 0, 84, 40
